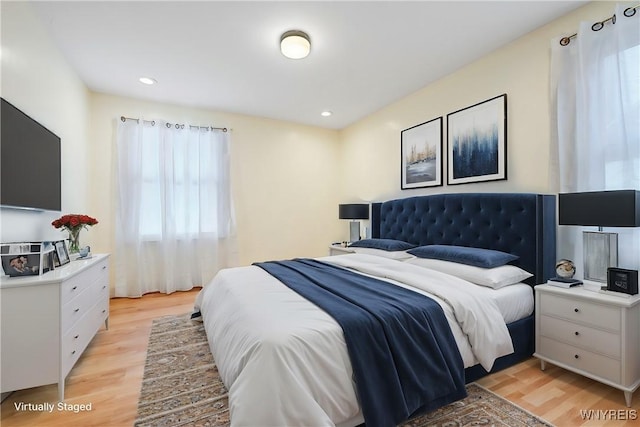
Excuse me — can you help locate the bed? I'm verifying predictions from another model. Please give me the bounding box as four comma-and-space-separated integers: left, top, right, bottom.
195, 192, 556, 427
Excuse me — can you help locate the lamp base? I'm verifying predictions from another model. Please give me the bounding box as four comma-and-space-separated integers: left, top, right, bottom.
583, 230, 617, 283
349, 221, 360, 243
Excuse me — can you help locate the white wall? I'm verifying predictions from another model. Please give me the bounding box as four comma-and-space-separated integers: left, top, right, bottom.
338, 2, 613, 203
1, 1, 342, 268
0, 1, 90, 243
337, 1, 626, 276
89, 93, 342, 267
2, 1, 623, 280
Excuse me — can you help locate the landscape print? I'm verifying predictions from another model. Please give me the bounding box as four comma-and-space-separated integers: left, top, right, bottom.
401, 117, 442, 189
447, 94, 507, 185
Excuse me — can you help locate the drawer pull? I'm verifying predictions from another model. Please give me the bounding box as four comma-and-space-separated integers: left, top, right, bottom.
71, 350, 76, 355
102, 309, 106, 314
574, 308, 579, 313
72, 286, 78, 291
102, 285, 106, 290
74, 308, 80, 313
74, 335, 79, 339
574, 331, 580, 336
574, 354, 580, 359
102, 266, 106, 270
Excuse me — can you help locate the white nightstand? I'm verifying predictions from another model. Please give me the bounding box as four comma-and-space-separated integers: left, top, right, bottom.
534, 284, 640, 406
328, 244, 355, 256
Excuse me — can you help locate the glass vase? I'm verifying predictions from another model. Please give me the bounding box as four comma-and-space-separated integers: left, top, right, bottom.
68, 228, 81, 254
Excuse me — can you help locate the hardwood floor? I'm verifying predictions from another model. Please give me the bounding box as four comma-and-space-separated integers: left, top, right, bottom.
2, 289, 638, 426
477, 358, 639, 426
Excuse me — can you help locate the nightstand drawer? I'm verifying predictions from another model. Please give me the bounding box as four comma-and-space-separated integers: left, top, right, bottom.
539, 315, 620, 358
538, 336, 620, 383
539, 293, 620, 331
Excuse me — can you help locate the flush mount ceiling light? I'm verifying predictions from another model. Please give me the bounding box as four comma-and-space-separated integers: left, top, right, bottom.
280, 30, 311, 59
139, 77, 157, 85
321, 111, 332, 117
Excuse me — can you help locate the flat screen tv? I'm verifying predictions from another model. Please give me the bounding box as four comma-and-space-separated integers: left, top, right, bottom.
1, 98, 61, 211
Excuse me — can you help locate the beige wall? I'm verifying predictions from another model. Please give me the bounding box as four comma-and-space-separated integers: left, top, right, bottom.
1, 1, 617, 275
0, 1, 90, 243
89, 93, 342, 266
338, 1, 613, 204
1, 1, 342, 267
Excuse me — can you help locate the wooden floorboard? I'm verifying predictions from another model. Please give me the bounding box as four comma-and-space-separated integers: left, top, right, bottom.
2, 289, 638, 426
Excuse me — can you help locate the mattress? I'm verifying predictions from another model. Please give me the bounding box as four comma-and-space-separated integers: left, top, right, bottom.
195, 254, 518, 426
480, 283, 534, 324
317, 255, 532, 368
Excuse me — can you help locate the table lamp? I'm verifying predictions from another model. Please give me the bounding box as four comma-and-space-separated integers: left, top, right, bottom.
558, 190, 640, 282
339, 204, 369, 243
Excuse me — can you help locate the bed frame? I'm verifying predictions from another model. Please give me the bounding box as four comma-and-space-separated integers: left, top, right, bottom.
370, 192, 556, 382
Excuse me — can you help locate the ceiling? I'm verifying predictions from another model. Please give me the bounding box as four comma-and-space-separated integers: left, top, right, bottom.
32, 1, 587, 130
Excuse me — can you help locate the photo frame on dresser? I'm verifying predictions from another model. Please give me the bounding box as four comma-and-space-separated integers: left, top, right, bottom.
0, 242, 47, 277
0, 253, 40, 277
447, 94, 507, 185
54, 240, 70, 266
401, 116, 443, 189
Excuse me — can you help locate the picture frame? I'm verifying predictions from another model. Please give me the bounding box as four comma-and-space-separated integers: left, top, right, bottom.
401, 116, 443, 189
0, 242, 58, 277
54, 240, 70, 266
1, 253, 41, 277
447, 94, 507, 185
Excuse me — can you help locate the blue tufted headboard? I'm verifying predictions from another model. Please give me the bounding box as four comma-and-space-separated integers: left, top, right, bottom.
371, 193, 556, 286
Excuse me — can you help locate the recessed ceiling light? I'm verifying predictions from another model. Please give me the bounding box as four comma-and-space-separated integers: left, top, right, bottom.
139, 77, 157, 85
321, 111, 332, 117
280, 30, 311, 59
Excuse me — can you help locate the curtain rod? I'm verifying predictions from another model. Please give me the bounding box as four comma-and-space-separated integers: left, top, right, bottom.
560, 4, 638, 46
120, 116, 228, 132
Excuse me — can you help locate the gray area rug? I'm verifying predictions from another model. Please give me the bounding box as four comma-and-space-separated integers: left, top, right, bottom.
136, 313, 553, 426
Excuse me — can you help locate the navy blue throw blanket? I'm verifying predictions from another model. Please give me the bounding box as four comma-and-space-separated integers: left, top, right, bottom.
254, 258, 466, 427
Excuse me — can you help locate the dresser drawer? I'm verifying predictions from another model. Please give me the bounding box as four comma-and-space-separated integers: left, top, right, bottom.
61, 259, 108, 304
539, 293, 620, 331
95, 284, 109, 321
62, 297, 109, 377
539, 315, 621, 358
62, 315, 96, 372
538, 336, 621, 383
62, 274, 106, 332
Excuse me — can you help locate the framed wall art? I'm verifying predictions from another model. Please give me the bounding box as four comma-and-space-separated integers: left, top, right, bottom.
447, 94, 507, 185
401, 116, 443, 189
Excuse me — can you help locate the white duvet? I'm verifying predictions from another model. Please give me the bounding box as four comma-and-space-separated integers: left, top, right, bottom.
194, 254, 514, 427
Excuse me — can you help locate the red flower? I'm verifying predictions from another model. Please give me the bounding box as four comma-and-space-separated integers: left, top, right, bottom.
51, 214, 99, 231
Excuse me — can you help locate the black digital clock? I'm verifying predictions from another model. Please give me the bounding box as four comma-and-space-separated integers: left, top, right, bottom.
607, 267, 638, 295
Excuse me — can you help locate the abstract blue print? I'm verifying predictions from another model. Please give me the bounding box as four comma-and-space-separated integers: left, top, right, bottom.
447, 94, 506, 185
452, 124, 499, 179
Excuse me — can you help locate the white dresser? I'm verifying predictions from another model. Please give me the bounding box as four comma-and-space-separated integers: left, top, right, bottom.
0, 254, 109, 401
534, 284, 640, 406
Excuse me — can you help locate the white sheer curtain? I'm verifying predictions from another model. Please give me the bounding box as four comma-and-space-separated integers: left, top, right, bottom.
550, 3, 640, 273
115, 119, 237, 297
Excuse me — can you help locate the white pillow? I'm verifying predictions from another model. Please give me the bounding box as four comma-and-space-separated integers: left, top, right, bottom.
351, 247, 415, 260
404, 257, 532, 289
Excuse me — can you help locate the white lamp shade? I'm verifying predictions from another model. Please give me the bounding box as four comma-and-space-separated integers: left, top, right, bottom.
280, 31, 310, 59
